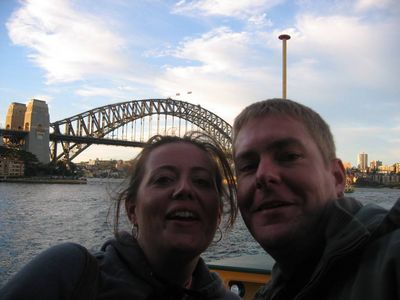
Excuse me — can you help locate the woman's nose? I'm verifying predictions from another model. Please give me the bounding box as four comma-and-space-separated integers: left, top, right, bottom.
172, 179, 193, 199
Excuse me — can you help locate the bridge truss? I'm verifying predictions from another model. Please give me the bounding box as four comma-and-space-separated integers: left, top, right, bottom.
50, 98, 233, 162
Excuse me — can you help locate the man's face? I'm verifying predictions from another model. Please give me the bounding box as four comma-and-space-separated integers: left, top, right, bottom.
234, 115, 344, 252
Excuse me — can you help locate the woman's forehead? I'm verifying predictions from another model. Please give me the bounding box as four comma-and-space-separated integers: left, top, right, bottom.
145, 142, 215, 171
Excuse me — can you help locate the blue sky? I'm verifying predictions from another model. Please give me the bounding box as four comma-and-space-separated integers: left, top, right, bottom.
1, 0, 399, 165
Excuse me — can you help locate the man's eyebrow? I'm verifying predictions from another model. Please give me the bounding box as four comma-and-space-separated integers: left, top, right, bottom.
269, 138, 305, 150
235, 137, 305, 160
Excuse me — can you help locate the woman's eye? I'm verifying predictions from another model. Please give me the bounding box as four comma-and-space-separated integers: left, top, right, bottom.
193, 177, 212, 187
153, 176, 174, 185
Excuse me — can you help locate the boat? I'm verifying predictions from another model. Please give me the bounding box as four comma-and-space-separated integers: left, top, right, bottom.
208, 254, 274, 299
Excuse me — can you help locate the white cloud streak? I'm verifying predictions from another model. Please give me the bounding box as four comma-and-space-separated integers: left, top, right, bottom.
173, 0, 283, 19
6, 0, 128, 84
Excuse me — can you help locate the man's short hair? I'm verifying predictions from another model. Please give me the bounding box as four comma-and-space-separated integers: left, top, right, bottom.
232, 98, 336, 164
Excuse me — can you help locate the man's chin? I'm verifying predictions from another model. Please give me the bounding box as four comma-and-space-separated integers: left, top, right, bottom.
251, 223, 295, 252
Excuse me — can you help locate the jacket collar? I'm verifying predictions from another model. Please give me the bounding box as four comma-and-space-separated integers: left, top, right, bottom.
102, 231, 227, 299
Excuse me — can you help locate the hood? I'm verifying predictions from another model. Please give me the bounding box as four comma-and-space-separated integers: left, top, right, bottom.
101, 231, 229, 299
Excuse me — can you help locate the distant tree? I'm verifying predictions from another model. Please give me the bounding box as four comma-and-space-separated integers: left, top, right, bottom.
0, 146, 41, 176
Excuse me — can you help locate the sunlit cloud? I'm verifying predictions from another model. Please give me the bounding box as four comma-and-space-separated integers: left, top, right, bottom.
6, 0, 128, 84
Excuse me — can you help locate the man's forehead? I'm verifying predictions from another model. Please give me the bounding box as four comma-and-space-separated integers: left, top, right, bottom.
233, 116, 313, 156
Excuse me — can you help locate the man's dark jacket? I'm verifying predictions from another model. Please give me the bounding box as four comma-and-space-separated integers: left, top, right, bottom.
255, 197, 400, 300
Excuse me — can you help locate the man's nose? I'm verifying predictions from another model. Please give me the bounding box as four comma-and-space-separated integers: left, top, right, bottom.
255, 157, 281, 189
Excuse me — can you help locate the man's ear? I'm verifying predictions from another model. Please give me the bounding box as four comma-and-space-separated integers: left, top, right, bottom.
331, 159, 346, 197
125, 200, 137, 224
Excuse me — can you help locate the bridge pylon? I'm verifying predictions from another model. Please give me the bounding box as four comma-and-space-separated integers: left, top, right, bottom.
4, 99, 50, 163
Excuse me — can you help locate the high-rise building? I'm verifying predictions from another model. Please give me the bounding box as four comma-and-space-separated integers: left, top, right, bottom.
370, 160, 382, 171
357, 152, 368, 171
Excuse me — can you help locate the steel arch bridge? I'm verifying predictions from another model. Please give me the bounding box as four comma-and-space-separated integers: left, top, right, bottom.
50, 98, 232, 162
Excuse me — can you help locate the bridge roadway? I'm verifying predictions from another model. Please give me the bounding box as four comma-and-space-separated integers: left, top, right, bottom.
0, 129, 146, 147
0, 128, 29, 138
50, 133, 146, 147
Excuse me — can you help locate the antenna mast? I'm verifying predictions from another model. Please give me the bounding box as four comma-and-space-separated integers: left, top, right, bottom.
279, 34, 291, 99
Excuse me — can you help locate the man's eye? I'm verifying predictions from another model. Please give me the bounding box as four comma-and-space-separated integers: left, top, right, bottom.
278, 152, 302, 162
237, 162, 257, 173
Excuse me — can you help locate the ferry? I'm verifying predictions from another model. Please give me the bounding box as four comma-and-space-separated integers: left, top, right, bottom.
208, 254, 274, 299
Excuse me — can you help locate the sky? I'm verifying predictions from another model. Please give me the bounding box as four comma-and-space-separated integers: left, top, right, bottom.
0, 0, 399, 165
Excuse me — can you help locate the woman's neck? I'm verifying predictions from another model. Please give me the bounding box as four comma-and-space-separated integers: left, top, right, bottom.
139, 241, 199, 287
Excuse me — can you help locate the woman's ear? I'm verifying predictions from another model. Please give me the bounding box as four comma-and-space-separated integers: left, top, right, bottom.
125, 200, 137, 224
331, 159, 346, 197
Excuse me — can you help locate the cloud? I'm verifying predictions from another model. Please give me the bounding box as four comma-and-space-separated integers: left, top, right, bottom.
265, 13, 400, 95
354, 0, 397, 11
75, 86, 124, 98
154, 27, 280, 121
169, 27, 257, 72
173, 0, 283, 19
335, 125, 400, 165
6, 0, 128, 84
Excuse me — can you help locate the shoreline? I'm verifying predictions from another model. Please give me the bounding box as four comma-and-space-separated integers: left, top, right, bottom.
0, 177, 87, 184
354, 183, 400, 189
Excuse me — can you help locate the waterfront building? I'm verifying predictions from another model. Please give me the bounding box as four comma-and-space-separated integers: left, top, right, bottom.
378, 165, 396, 174
370, 160, 382, 171
342, 161, 353, 170
0, 156, 25, 177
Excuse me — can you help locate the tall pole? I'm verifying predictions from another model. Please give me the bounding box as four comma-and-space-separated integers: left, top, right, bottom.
279, 34, 291, 99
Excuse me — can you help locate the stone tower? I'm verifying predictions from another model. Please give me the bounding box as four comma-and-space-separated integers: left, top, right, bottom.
5, 102, 26, 130
24, 99, 50, 163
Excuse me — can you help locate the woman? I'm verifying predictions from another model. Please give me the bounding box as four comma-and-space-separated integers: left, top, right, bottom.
0, 132, 239, 300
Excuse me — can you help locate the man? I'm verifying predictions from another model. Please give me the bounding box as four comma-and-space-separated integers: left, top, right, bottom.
232, 98, 400, 299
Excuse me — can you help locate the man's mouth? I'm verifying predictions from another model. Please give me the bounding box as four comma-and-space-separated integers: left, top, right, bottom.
256, 201, 292, 212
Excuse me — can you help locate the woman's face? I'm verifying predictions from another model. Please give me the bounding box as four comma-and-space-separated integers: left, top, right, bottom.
128, 142, 221, 259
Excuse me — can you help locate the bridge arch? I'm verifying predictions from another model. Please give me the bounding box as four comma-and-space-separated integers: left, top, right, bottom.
50, 98, 233, 162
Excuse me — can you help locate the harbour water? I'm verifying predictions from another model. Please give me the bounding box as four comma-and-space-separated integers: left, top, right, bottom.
0, 179, 399, 286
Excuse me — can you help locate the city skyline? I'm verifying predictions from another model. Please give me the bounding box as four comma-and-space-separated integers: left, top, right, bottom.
1, 0, 399, 165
